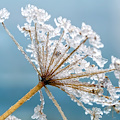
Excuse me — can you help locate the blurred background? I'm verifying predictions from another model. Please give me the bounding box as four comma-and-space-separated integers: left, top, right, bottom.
0, 0, 120, 120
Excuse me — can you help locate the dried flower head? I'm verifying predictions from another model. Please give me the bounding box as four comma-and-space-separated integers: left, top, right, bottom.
0, 5, 120, 120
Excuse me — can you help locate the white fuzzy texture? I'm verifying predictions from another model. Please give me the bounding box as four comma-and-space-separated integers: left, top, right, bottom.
5, 115, 21, 120
0, 8, 10, 23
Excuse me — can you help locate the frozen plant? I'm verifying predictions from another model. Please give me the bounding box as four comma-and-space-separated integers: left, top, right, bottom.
5, 115, 21, 120
0, 4, 120, 120
0, 8, 10, 23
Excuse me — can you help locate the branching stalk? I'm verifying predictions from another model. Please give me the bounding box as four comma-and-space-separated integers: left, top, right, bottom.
56, 85, 92, 115
49, 46, 71, 74
49, 55, 88, 79
49, 37, 88, 77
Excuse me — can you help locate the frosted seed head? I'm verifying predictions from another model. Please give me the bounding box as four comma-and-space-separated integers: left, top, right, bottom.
0, 8, 10, 23
7, 4, 120, 120
21, 4, 51, 24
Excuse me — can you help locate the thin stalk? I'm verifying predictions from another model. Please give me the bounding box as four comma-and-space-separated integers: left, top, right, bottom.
2, 22, 41, 77
56, 85, 92, 115
42, 46, 45, 70
52, 68, 115, 81
46, 31, 64, 74
38, 46, 44, 75
45, 32, 49, 74
0, 82, 44, 120
54, 84, 113, 106
51, 82, 102, 96
34, 23, 43, 75
49, 37, 88, 77
49, 80, 96, 88
54, 81, 120, 107
29, 31, 32, 41
45, 86, 67, 120
35, 23, 39, 44
39, 90, 46, 115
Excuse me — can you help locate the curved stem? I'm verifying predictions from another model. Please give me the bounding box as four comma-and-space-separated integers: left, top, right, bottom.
46, 31, 64, 74
0, 82, 44, 120
2, 22, 41, 77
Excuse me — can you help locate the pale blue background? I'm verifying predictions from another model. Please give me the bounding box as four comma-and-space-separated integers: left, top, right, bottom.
0, 0, 120, 120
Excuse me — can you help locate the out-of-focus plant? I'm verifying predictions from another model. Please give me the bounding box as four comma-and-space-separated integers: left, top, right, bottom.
0, 4, 120, 120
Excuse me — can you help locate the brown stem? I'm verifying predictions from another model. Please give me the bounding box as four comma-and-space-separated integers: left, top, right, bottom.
52, 68, 115, 81
45, 32, 49, 74
0, 82, 44, 120
46, 31, 65, 74
34, 23, 43, 75
45, 86, 67, 120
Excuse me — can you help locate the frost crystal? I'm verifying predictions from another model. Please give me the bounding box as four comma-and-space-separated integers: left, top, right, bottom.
110, 56, 120, 79
0, 8, 10, 23
5, 115, 21, 120
31, 90, 47, 120
31, 105, 47, 120
81, 23, 104, 49
21, 4, 51, 24
90, 107, 103, 120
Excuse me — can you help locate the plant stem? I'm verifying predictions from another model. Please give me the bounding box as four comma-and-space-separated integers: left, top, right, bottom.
0, 82, 44, 120
2, 22, 41, 77
45, 86, 67, 120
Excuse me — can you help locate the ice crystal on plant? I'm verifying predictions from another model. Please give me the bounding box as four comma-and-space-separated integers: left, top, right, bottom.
1, 4, 120, 120
110, 56, 120, 79
90, 107, 103, 120
5, 115, 21, 120
81, 23, 104, 49
0, 8, 10, 23
31, 105, 47, 120
21, 4, 51, 24
31, 90, 47, 120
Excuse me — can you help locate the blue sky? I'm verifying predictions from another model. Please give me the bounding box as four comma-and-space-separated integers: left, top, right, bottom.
0, 0, 120, 120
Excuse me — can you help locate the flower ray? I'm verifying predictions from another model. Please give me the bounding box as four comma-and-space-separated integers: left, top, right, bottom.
2, 22, 42, 77
44, 86, 67, 120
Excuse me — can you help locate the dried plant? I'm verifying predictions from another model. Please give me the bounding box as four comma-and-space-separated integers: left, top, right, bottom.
0, 4, 120, 120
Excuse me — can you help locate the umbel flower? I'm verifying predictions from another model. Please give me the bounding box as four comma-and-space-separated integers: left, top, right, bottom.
0, 4, 120, 120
